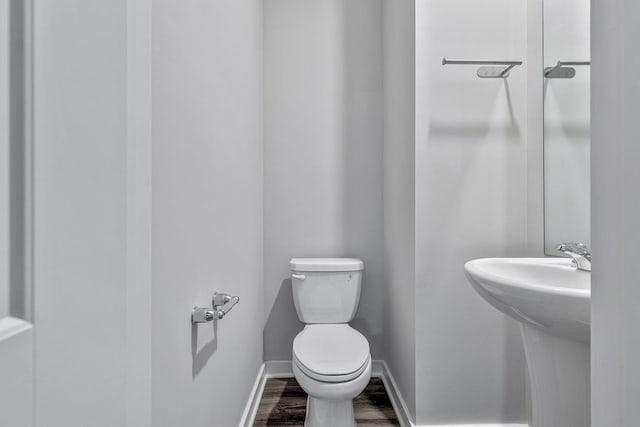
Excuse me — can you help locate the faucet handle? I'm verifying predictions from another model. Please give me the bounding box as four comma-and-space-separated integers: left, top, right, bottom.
555, 242, 591, 260
555, 242, 591, 271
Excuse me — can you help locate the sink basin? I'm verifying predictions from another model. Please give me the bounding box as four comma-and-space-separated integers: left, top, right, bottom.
464, 257, 590, 342
464, 257, 591, 427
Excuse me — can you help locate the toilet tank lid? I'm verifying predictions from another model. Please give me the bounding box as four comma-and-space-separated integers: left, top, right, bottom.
290, 258, 364, 272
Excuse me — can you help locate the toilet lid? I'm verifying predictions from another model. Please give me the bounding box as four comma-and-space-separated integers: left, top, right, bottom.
293, 324, 370, 380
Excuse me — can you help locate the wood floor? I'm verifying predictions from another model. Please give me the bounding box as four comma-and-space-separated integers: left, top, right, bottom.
253, 377, 401, 426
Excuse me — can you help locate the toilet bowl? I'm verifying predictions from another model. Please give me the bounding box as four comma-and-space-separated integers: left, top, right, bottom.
290, 258, 371, 427
293, 324, 371, 427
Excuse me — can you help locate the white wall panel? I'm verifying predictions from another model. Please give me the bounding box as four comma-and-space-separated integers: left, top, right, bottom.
34, 1, 128, 425
382, 0, 417, 419
414, 0, 531, 423
591, 1, 640, 425
152, 0, 264, 425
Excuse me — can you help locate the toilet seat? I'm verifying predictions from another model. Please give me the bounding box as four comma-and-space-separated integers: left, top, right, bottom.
293, 353, 370, 383
293, 324, 370, 383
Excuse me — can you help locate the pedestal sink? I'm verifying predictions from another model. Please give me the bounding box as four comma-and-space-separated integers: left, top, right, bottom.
464, 257, 590, 427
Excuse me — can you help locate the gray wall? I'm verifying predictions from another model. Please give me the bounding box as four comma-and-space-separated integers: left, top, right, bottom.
152, 0, 264, 426
31, 0, 264, 426
34, 0, 129, 425
263, 0, 384, 361
413, 0, 532, 423
382, 0, 416, 418
0, 0, 9, 319
591, 1, 640, 425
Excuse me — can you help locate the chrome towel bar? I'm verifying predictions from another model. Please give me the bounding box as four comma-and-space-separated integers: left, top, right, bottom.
442, 57, 523, 78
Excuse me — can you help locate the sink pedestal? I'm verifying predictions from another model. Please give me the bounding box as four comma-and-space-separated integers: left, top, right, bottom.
520, 324, 590, 427
464, 258, 591, 427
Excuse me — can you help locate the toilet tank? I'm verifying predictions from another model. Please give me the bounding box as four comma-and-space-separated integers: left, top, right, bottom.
290, 258, 364, 324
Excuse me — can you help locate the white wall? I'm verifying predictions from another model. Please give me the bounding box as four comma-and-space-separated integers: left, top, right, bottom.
126, 0, 152, 425
263, 0, 384, 360
34, 0, 129, 425
591, 1, 640, 425
151, 1, 264, 426
32, 1, 264, 426
382, 0, 416, 418
543, 0, 591, 253
414, 0, 532, 423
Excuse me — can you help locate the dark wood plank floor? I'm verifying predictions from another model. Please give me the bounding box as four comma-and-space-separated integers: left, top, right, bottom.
253, 377, 401, 426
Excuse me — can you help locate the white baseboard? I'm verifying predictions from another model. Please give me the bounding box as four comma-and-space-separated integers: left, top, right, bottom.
264, 359, 294, 378
241, 360, 529, 427
371, 361, 529, 427
373, 360, 414, 427
238, 363, 266, 427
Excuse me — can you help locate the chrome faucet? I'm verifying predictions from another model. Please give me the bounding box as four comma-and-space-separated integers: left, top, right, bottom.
555, 242, 591, 271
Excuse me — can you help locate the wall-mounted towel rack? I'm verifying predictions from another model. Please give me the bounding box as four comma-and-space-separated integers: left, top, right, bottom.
442, 57, 523, 78
544, 60, 591, 79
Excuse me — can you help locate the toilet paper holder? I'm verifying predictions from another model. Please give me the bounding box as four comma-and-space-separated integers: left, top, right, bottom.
192, 292, 240, 323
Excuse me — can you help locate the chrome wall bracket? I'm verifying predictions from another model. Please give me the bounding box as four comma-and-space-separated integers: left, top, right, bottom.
191, 292, 240, 323
442, 57, 523, 79
545, 61, 590, 79
212, 292, 239, 319
192, 307, 216, 323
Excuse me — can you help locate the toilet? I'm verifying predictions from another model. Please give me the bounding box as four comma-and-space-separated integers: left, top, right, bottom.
290, 258, 371, 427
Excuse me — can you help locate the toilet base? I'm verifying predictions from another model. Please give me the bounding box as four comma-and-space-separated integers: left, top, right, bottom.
293, 357, 372, 427
304, 397, 355, 427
